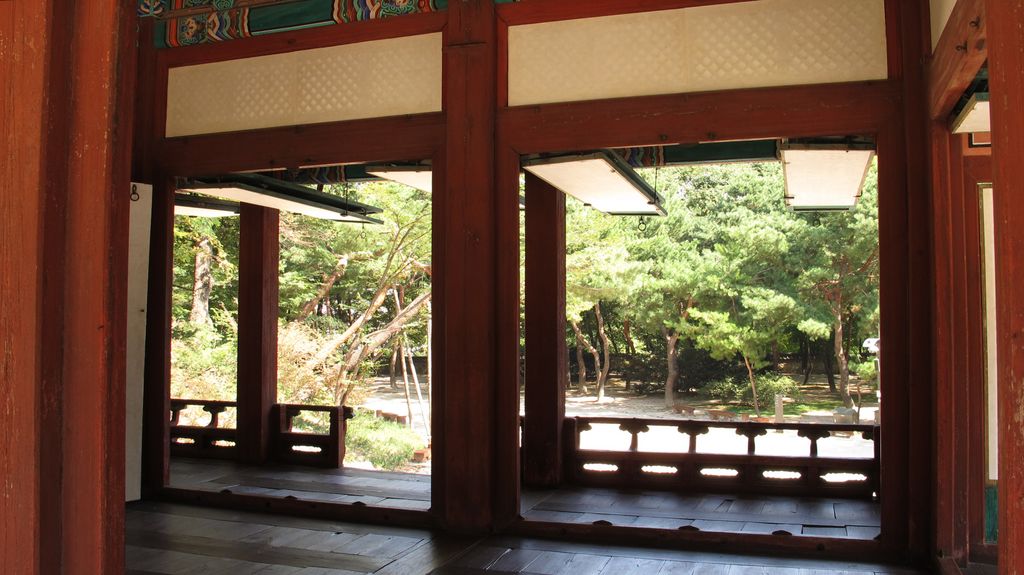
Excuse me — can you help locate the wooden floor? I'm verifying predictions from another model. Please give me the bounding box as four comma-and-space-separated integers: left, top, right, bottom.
126, 502, 919, 574
171, 457, 880, 540
522, 488, 881, 540
170, 457, 432, 511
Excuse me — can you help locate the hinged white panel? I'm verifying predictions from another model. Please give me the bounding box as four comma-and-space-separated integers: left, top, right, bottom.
166, 33, 442, 137
508, 0, 888, 107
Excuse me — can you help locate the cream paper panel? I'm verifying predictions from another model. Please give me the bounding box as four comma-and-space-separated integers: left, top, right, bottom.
508, 0, 888, 107
166, 33, 442, 137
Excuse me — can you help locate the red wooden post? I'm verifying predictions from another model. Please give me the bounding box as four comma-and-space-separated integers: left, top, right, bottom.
987, 0, 1024, 569
237, 205, 280, 464
523, 173, 567, 487
1, 1, 135, 572
432, 0, 504, 532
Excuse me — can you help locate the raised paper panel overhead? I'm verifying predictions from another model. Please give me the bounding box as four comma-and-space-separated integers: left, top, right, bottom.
166, 33, 442, 137
508, 0, 888, 107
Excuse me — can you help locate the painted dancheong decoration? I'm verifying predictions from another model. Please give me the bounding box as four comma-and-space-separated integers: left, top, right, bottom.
139, 0, 453, 47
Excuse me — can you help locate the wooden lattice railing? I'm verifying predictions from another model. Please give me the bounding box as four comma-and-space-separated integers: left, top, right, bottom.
272, 403, 354, 468
170, 399, 353, 468
564, 417, 880, 499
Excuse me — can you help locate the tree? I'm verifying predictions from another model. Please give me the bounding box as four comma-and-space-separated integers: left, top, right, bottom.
565, 199, 634, 401
795, 165, 880, 408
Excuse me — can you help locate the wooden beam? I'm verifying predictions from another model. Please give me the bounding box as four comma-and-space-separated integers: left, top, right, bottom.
523, 173, 567, 488
1, 1, 135, 572
157, 112, 445, 176
499, 81, 902, 153
432, 0, 502, 532
237, 205, 280, 465
496, 0, 755, 26
928, 0, 987, 121
987, 0, 1024, 570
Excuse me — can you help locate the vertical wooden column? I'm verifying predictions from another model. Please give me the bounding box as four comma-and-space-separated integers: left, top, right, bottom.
433, 0, 505, 532
987, 0, 1024, 569
237, 205, 280, 464
1, 1, 135, 573
523, 173, 567, 487
143, 175, 175, 492
880, 0, 932, 560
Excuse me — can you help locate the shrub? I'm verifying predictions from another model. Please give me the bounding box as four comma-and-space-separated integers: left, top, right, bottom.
752, 373, 801, 408
345, 411, 424, 470
705, 377, 746, 403
705, 373, 800, 410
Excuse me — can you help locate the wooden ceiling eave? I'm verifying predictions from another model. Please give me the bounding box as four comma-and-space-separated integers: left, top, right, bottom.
928, 0, 987, 121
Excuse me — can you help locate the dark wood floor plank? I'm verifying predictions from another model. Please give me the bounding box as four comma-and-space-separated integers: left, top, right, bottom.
801, 526, 848, 538
126, 531, 390, 572
376, 537, 481, 575
209, 474, 432, 502
126, 505, 920, 575
600, 557, 667, 575
740, 522, 803, 536
489, 549, 545, 572
533, 498, 864, 528
130, 501, 434, 538
690, 519, 746, 533
521, 551, 574, 574
657, 561, 697, 575
450, 546, 512, 569
561, 554, 611, 575
690, 565, 730, 575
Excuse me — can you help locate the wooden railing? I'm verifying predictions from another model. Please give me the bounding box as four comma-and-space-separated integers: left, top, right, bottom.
170, 399, 353, 468
170, 399, 238, 459
564, 416, 880, 499
272, 403, 354, 468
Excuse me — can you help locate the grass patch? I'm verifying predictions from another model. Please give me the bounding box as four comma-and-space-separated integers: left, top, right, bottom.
346, 411, 424, 470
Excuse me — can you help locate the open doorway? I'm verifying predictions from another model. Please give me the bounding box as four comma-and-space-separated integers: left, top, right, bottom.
520, 140, 882, 539
166, 163, 435, 514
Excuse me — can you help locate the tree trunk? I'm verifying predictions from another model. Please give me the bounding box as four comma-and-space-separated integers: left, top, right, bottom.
305, 285, 389, 372
189, 237, 213, 324
571, 323, 589, 394
743, 353, 761, 416
571, 321, 596, 396
594, 302, 611, 402
389, 343, 399, 390
833, 306, 853, 408
663, 327, 679, 408
823, 338, 837, 392
770, 340, 780, 369
800, 336, 813, 385
298, 255, 348, 321
336, 291, 431, 405
399, 338, 414, 429
622, 318, 636, 391
404, 334, 429, 437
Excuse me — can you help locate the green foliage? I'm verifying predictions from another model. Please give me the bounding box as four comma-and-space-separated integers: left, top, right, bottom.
345, 411, 424, 470
705, 372, 800, 409
851, 359, 879, 386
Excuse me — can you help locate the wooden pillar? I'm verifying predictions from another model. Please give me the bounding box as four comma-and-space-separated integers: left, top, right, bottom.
987, 0, 1024, 569
237, 205, 280, 464
0, 1, 135, 573
523, 173, 567, 487
433, 0, 506, 532
142, 175, 175, 492
880, 0, 932, 559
